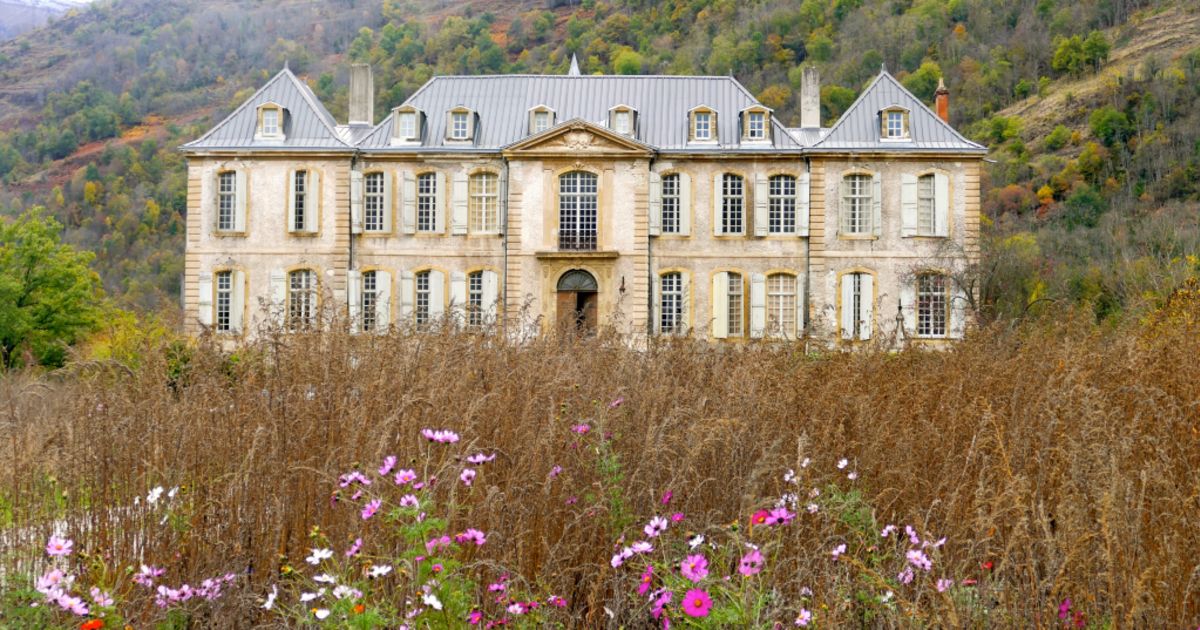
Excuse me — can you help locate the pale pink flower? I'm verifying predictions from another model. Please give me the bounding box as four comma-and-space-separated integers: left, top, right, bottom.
608, 397, 625, 409
58, 594, 88, 616
898, 567, 914, 584
906, 549, 932, 572
831, 544, 847, 559
847, 471, 858, 480
795, 608, 813, 626
738, 549, 764, 576
549, 465, 563, 478
361, 499, 381, 520
394, 469, 417, 485
306, 548, 333, 565
425, 535, 452, 554
378, 455, 397, 476
880, 524, 897, 538
467, 453, 496, 464
644, 516, 668, 538
90, 586, 113, 608
399, 494, 418, 507
765, 506, 795, 525
905, 525, 921, 546
460, 468, 477, 486
936, 578, 953, 592
631, 541, 653, 554
806, 503, 819, 514
455, 528, 487, 546
45, 536, 73, 557
680, 554, 709, 583
836, 458, 849, 469
345, 537, 363, 557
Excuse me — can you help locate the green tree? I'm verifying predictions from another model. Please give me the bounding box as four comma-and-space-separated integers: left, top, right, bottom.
1089, 105, 1131, 147
1082, 31, 1111, 71
1044, 124, 1071, 150
901, 60, 943, 102
612, 48, 644, 75
0, 209, 105, 369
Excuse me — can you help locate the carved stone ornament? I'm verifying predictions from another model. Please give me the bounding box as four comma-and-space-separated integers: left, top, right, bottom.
563, 131, 595, 150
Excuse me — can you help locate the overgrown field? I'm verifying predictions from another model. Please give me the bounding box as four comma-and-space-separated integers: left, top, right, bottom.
2, 299, 1199, 628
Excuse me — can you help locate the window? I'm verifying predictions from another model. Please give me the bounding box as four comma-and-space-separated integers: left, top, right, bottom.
467, 271, 485, 328
215, 271, 233, 333
747, 112, 765, 140
292, 170, 308, 231
842, 272, 873, 340
660, 272, 684, 334
361, 270, 379, 332
417, 173, 437, 232
364, 173, 385, 232
288, 269, 317, 331
693, 111, 712, 140
614, 110, 631, 135
917, 273, 949, 338
661, 174, 680, 234
917, 174, 936, 235
841, 174, 872, 235
469, 172, 499, 232
766, 273, 796, 338
727, 272, 744, 337
262, 108, 280, 137
398, 112, 417, 140
415, 270, 432, 325
451, 112, 469, 140
768, 175, 796, 234
217, 172, 236, 231
559, 171, 598, 250
534, 110, 551, 133
720, 174, 744, 234
884, 109, 907, 139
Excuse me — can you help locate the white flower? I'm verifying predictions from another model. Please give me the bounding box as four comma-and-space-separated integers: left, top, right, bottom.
167, 486, 179, 499
783, 469, 796, 483
147, 486, 164, 504
306, 548, 333, 565
422, 592, 443, 611
880, 591, 894, 604
262, 585, 277, 610
332, 585, 358, 599
688, 534, 705, 549
806, 503, 819, 514
368, 564, 393, 578
313, 608, 330, 619
801, 457, 811, 468
837, 458, 848, 470
300, 589, 324, 603
313, 573, 337, 584
848, 471, 858, 480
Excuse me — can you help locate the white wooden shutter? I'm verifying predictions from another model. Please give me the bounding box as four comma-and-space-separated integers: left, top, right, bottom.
900, 173, 918, 237
796, 272, 806, 336
233, 171, 247, 232
648, 172, 662, 236
451, 172, 468, 235
382, 171, 394, 233
679, 173, 692, 236
270, 269, 287, 329
900, 280, 916, 338
754, 174, 769, 237
934, 172, 950, 237
949, 282, 967, 339
840, 275, 855, 340
434, 172, 447, 233
797, 171, 810, 237
347, 269, 362, 333
749, 273, 766, 339
230, 270, 246, 333
712, 173, 724, 236
679, 270, 691, 335
859, 274, 873, 341
837, 176, 849, 237
652, 273, 662, 334
428, 269, 445, 320
197, 274, 213, 327
306, 169, 319, 233
450, 271, 467, 321
287, 170, 298, 233
350, 170, 364, 234
711, 272, 729, 339
482, 270, 499, 323
375, 270, 392, 332
399, 271, 415, 322
871, 171, 882, 237
401, 173, 416, 234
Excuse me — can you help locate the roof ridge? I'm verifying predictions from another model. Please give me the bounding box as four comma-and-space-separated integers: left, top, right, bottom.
873, 72, 983, 148
285, 70, 347, 143
811, 72, 888, 147
420, 74, 740, 80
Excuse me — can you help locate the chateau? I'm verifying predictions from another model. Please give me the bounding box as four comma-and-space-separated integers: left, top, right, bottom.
181, 60, 985, 343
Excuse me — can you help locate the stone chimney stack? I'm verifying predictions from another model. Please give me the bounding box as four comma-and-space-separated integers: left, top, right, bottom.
935, 77, 950, 124
800, 66, 821, 129
349, 64, 374, 126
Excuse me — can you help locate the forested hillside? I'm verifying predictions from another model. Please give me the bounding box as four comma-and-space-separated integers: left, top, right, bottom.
0, 0, 1197, 319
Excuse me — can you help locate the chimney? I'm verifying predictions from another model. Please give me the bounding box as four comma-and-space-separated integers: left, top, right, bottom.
800, 66, 821, 129
935, 77, 950, 124
349, 64, 374, 126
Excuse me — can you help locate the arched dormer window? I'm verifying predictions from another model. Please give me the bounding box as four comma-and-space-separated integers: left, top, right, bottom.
880, 106, 911, 140
392, 105, 424, 144
609, 105, 638, 137
740, 106, 771, 142
257, 102, 286, 140
528, 105, 556, 135
446, 106, 476, 142
689, 106, 718, 143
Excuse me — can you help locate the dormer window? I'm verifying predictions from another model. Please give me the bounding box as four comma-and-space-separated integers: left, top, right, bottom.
694, 112, 712, 140
609, 105, 637, 137
451, 111, 470, 140
263, 109, 280, 136
391, 106, 424, 145
740, 106, 771, 142
689, 106, 718, 143
881, 107, 910, 140
615, 111, 631, 134
256, 103, 285, 140
399, 112, 417, 138
528, 105, 555, 135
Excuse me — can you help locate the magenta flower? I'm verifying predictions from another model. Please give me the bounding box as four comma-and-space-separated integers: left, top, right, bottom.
1059, 598, 1072, 621
425, 535, 451, 554
361, 499, 381, 520
345, 537, 363, 557
671, 512, 686, 523
661, 490, 673, 505
681, 589, 712, 618
571, 424, 590, 434
460, 468, 477, 486
651, 590, 672, 619
45, 536, 73, 557
468, 610, 484, 625
680, 554, 709, 583
644, 516, 668, 538
765, 506, 795, 526
455, 528, 487, 546
549, 465, 563, 478
378, 455, 397, 476
738, 549, 764, 576
638, 565, 654, 596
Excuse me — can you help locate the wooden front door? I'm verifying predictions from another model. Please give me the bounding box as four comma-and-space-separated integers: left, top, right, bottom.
556, 270, 599, 336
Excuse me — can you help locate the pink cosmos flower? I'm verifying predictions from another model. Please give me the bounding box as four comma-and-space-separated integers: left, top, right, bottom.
671, 512, 685, 522
898, 567, 914, 584
456, 528, 487, 546
1058, 598, 1072, 621
547, 595, 567, 607
806, 503, 819, 514
906, 549, 932, 572
425, 535, 452, 554
644, 516, 668, 538
848, 471, 858, 480
638, 565, 654, 596
467, 453, 496, 464
680, 554, 708, 583
936, 578, 953, 592
133, 564, 165, 587
881, 524, 897, 538
468, 610, 484, 624
738, 549, 764, 576
460, 469, 477, 486
361, 499, 381, 520
421, 428, 460, 443
751, 509, 770, 526
571, 424, 590, 434
905, 525, 921, 546
367, 564, 392, 578
399, 494, 418, 507
631, 541, 653, 554
661, 490, 673, 505
345, 537, 363, 557
831, 544, 847, 560
795, 608, 813, 626
394, 469, 417, 485
58, 594, 89, 616
609, 397, 625, 409
765, 507, 795, 526
549, 465, 563, 478
46, 536, 73, 557
378, 455, 397, 476
681, 589, 712, 618
90, 587, 113, 608
338, 471, 372, 487
651, 590, 672, 619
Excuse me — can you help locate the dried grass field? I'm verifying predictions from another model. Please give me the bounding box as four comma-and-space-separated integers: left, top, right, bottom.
2, 302, 1199, 628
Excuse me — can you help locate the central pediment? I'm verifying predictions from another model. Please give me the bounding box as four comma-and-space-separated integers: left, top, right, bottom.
502, 118, 654, 157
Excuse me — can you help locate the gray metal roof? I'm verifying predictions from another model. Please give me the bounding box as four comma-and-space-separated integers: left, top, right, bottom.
182, 68, 351, 152
355, 75, 804, 152
810, 71, 986, 153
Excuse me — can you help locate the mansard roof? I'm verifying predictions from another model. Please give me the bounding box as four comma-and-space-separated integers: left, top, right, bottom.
182, 68, 351, 152
809, 71, 985, 153
355, 75, 804, 152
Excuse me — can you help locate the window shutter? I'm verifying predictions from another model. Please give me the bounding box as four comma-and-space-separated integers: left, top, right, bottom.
840, 275, 855, 340
306, 170, 319, 233
859, 274, 874, 341
900, 173, 918, 237
347, 269, 361, 333
798, 171, 810, 237
679, 173, 692, 236
375, 270, 392, 332
230, 270, 246, 333
749, 273, 766, 339
711, 271, 729, 339
796, 273, 806, 336
934, 172, 950, 237
949, 283, 967, 339
382, 171, 394, 233
399, 271, 415, 322
451, 172, 468, 235
197, 274, 213, 327
871, 172, 882, 237
350, 171, 364, 234
900, 280, 916, 338
428, 270, 445, 320
838, 177, 849, 236
482, 270, 499, 323
711, 174, 723, 236
652, 273, 662, 335
270, 269, 287, 329
401, 172, 416, 234
434, 172, 447, 233
648, 172, 662, 236
679, 270, 691, 335
450, 271, 467, 321
754, 174, 769, 237
287, 170, 297, 233
234, 171, 247, 232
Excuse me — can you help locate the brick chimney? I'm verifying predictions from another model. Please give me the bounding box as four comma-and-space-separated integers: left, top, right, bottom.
800, 66, 821, 129
935, 77, 950, 124
349, 64, 374, 126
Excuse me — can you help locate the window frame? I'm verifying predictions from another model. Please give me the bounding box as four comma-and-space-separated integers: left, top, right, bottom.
693, 111, 713, 141
765, 272, 797, 339
415, 269, 432, 325
291, 169, 308, 232
660, 173, 681, 235
361, 269, 379, 333
558, 170, 599, 251
881, 107, 911, 141
841, 173, 873, 235
417, 172, 438, 233
720, 173, 745, 235
468, 171, 500, 234
768, 174, 797, 235
741, 107, 770, 142
216, 170, 237, 232
917, 173, 936, 235
726, 271, 745, 338
467, 270, 485, 328
916, 273, 950, 339
287, 268, 318, 331
363, 171, 386, 233
450, 110, 471, 141
215, 270, 233, 333
659, 271, 685, 335
258, 104, 284, 140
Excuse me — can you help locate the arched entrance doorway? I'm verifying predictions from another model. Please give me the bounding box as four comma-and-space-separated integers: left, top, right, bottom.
556, 269, 598, 335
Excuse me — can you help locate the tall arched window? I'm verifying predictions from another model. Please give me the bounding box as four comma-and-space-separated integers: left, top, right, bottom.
559, 171, 598, 250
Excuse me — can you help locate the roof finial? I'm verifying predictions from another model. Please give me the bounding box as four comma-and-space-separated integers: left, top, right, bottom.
880, 61, 888, 74
568, 53, 581, 76
284, 59, 290, 72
